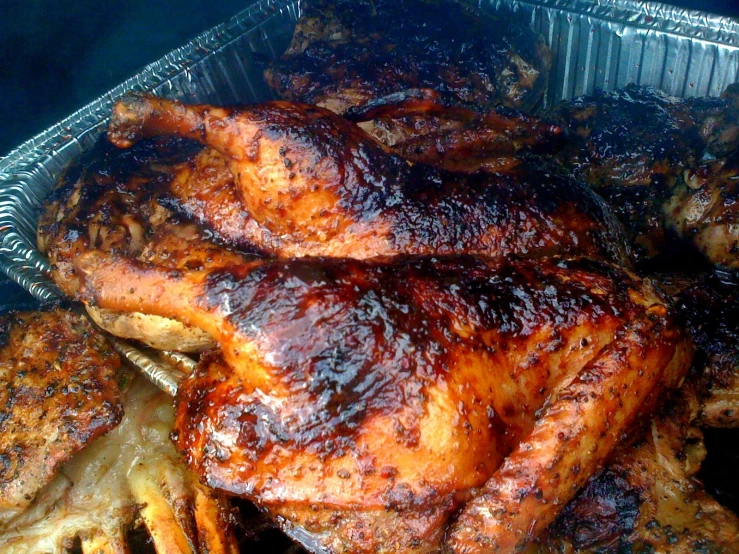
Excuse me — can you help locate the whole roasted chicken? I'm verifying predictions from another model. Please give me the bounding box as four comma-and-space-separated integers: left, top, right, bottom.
75, 252, 692, 553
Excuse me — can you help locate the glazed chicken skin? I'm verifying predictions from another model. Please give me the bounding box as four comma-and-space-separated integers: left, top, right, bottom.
75, 252, 691, 553
264, 0, 551, 116
108, 94, 626, 264
0, 309, 122, 525
37, 136, 251, 351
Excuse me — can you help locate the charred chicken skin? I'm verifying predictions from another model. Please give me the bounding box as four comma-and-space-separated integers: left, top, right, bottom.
550, 84, 727, 263
0, 309, 122, 525
660, 273, 739, 427
263, 0, 551, 116
107, 95, 626, 264
74, 252, 691, 553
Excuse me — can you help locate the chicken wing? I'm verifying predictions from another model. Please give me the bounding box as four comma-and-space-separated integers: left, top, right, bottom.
74, 252, 691, 553
107, 94, 627, 264
0, 309, 122, 525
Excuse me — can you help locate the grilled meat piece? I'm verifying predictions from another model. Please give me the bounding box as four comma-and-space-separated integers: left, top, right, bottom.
550, 84, 726, 263
0, 309, 122, 525
343, 89, 566, 172
264, 0, 550, 116
539, 385, 739, 552
108, 95, 627, 264
38, 136, 251, 351
666, 158, 739, 271
659, 273, 739, 427
75, 252, 691, 553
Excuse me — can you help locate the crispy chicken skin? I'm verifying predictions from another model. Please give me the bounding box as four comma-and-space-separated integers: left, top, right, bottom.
263, 0, 550, 115
550, 84, 726, 263
74, 252, 691, 553
0, 309, 122, 525
108, 95, 627, 264
37, 136, 251, 351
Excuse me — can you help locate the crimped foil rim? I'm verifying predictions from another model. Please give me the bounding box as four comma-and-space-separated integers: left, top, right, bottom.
505, 0, 739, 46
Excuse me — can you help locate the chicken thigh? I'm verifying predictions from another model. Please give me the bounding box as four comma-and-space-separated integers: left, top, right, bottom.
75, 252, 691, 553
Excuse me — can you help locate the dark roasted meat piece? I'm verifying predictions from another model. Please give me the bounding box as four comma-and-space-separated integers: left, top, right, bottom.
0, 309, 122, 525
541, 385, 739, 552
666, 158, 739, 271
659, 273, 739, 427
108, 95, 627, 264
37, 136, 251, 351
75, 252, 691, 553
264, 0, 551, 115
550, 84, 725, 262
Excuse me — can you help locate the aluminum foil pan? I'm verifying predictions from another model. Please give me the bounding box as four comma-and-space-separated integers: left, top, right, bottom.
494, 0, 739, 107
3, 0, 739, 299
0, 0, 300, 302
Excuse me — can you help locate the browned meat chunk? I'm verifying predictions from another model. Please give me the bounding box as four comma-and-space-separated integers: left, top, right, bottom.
264, 0, 551, 115
0, 309, 122, 524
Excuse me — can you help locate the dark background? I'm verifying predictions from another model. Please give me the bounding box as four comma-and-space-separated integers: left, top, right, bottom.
2, 0, 739, 158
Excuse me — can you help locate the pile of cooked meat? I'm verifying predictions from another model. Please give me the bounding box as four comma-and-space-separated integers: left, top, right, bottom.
3, 0, 739, 552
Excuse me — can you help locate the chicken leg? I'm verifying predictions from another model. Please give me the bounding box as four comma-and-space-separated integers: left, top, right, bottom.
108, 94, 627, 264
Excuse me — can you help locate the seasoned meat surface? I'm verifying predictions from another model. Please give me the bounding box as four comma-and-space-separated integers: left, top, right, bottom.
75, 253, 691, 553
660, 273, 739, 427
108, 95, 627, 264
666, 158, 739, 270
264, 0, 551, 115
550, 84, 725, 262
540, 386, 739, 553
0, 309, 122, 525
37, 136, 251, 351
